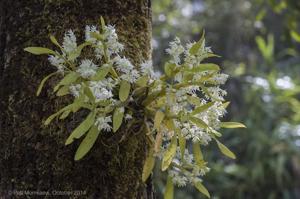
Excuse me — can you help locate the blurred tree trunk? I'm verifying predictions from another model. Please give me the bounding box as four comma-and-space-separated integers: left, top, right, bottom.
0, 0, 154, 198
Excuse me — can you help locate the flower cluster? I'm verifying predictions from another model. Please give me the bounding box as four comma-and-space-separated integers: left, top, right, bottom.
25, 18, 245, 198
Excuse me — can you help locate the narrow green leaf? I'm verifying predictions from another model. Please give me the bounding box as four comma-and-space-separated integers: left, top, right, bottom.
142, 149, 155, 182
113, 107, 124, 132
162, 136, 177, 171
65, 111, 95, 145
216, 139, 236, 159
191, 102, 214, 115
68, 43, 90, 61
136, 75, 149, 87
91, 66, 110, 81
54, 72, 79, 92
74, 125, 99, 161
36, 72, 57, 96
154, 110, 165, 130
191, 63, 220, 72
83, 85, 95, 101
59, 110, 71, 120
56, 86, 69, 96
164, 62, 176, 77
189, 31, 205, 55
119, 80, 131, 102
220, 122, 246, 128
193, 142, 205, 167
44, 104, 74, 125
194, 181, 210, 198
50, 35, 61, 48
290, 30, 300, 43
24, 47, 56, 55
100, 16, 106, 31
164, 176, 174, 199
190, 117, 208, 129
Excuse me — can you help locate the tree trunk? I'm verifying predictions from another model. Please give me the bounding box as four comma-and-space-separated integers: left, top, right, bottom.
0, 0, 154, 198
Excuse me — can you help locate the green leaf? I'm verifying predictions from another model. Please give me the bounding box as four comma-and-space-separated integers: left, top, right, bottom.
54, 72, 79, 92
191, 63, 220, 72
136, 76, 149, 87
113, 107, 124, 132
162, 136, 177, 171
59, 110, 71, 120
189, 31, 205, 55
164, 62, 176, 77
290, 30, 300, 43
36, 72, 57, 96
56, 86, 69, 96
190, 117, 208, 129
193, 142, 205, 167
91, 66, 110, 81
50, 35, 61, 48
194, 181, 210, 198
142, 149, 155, 182
220, 122, 246, 128
74, 125, 99, 161
65, 111, 95, 145
191, 102, 214, 115
119, 80, 131, 102
68, 43, 90, 61
154, 110, 165, 130
100, 16, 106, 31
178, 131, 186, 161
24, 47, 56, 55
164, 176, 174, 199
83, 85, 95, 101
44, 104, 74, 125
216, 139, 236, 159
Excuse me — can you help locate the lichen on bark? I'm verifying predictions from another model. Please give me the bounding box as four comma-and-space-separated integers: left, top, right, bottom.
0, 0, 154, 198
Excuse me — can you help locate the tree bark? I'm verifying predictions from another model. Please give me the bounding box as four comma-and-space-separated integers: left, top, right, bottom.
0, 0, 154, 198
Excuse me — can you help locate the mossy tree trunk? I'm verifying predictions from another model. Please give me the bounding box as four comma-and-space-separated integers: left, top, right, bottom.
0, 0, 154, 198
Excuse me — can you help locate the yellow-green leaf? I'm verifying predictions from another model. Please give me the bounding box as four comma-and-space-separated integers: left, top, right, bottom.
189, 31, 205, 55
154, 130, 163, 153
193, 142, 205, 167
74, 125, 99, 161
65, 111, 95, 145
136, 75, 149, 87
59, 110, 71, 120
142, 149, 155, 182
194, 181, 210, 198
154, 110, 165, 130
54, 72, 79, 92
36, 72, 57, 96
220, 122, 246, 128
290, 30, 300, 43
44, 104, 74, 125
191, 102, 214, 115
164, 62, 176, 77
216, 140, 236, 159
24, 47, 56, 55
162, 136, 177, 171
164, 176, 174, 199
50, 35, 61, 48
91, 66, 110, 81
119, 80, 131, 102
113, 107, 124, 132
190, 117, 208, 129
56, 86, 69, 96
191, 63, 220, 72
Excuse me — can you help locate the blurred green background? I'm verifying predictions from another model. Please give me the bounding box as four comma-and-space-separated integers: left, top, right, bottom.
151, 0, 300, 198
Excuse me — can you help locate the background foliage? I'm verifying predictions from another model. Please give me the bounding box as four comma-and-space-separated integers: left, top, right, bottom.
152, 0, 300, 198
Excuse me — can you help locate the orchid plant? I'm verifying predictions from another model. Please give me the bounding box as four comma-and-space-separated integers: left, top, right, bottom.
25, 17, 245, 198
